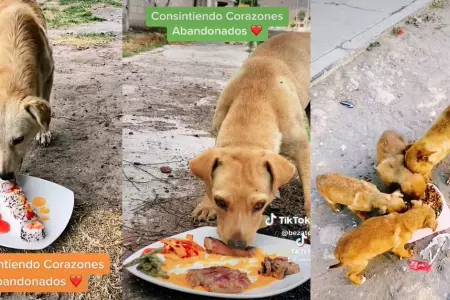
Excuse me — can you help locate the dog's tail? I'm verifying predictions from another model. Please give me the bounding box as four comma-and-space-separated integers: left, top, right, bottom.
328, 261, 343, 269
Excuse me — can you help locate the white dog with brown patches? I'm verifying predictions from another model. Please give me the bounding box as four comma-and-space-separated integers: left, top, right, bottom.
189, 32, 310, 250
0, 0, 53, 180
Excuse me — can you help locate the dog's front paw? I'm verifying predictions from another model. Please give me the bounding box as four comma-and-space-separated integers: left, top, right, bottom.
192, 203, 216, 221
36, 131, 52, 146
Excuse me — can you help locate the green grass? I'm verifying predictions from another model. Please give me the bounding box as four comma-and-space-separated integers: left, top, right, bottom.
122, 31, 168, 57
42, 0, 121, 29
55, 32, 116, 48
59, 0, 121, 7
431, 0, 446, 8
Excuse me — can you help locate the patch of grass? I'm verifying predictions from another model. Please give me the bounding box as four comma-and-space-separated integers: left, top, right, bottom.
431, 0, 446, 8
60, 0, 121, 7
55, 32, 116, 48
41, 0, 121, 29
123, 31, 168, 57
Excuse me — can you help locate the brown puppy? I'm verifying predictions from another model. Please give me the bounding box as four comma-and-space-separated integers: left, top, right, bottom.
406, 105, 450, 181
0, 0, 53, 180
376, 130, 427, 198
190, 33, 310, 249
329, 201, 437, 285
316, 173, 406, 220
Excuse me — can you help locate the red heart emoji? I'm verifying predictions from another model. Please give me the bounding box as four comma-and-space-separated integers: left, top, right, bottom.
250, 25, 262, 36
70, 275, 82, 287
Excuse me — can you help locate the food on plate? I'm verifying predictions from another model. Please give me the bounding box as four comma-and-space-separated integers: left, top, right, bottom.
124, 248, 169, 279
258, 256, 300, 279
204, 237, 256, 257
186, 266, 251, 293
0, 179, 46, 242
161, 234, 205, 258
421, 184, 443, 217
21, 221, 46, 242
0, 214, 10, 233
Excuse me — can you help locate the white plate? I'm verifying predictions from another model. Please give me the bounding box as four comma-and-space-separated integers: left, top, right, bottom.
0, 175, 74, 250
409, 184, 450, 243
124, 226, 311, 298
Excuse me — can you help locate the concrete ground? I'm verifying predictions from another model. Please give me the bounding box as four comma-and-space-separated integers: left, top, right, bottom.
311, 0, 434, 81
311, 3, 450, 300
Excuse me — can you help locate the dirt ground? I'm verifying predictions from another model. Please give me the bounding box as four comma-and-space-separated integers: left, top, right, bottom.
311, 4, 450, 300
0, 3, 122, 300
122, 41, 309, 298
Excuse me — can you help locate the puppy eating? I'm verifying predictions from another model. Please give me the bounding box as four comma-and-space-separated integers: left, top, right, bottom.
405, 105, 450, 181
0, 0, 54, 180
316, 173, 406, 220
190, 33, 310, 249
376, 130, 427, 198
329, 201, 437, 285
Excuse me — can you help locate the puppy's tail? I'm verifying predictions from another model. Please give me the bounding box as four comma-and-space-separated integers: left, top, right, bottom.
328, 261, 343, 269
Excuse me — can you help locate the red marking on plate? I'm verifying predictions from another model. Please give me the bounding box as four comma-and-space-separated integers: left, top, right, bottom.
0, 214, 10, 233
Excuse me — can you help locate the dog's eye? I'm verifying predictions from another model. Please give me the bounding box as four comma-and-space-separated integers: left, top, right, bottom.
12, 136, 24, 145
253, 202, 266, 212
214, 198, 227, 210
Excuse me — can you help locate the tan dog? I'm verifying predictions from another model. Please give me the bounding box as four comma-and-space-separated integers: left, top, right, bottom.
406, 105, 450, 181
190, 32, 310, 249
376, 130, 426, 199
0, 0, 53, 180
329, 201, 437, 285
316, 173, 406, 220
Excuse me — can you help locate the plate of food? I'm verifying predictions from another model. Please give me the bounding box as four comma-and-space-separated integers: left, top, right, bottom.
409, 183, 450, 243
0, 175, 74, 250
123, 226, 310, 298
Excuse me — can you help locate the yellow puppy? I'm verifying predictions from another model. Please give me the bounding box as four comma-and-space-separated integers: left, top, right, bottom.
406, 105, 450, 181
316, 173, 406, 220
190, 33, 310, 249
0, 0, 53, 180
329, 201, 437, 285
376, 130, 426, 199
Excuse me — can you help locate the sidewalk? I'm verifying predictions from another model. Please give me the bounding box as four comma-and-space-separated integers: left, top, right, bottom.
311, 0, 433, 82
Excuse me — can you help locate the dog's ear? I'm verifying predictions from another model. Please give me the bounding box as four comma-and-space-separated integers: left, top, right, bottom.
189, 148, 221, 186
24, 97, 51, 130
264, 154, 296, 194
417, 148, 437, 162
425, 214, 438, 232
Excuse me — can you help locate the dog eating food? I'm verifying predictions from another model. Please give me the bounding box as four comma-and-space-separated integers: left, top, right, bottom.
0, 180, 45, 242
329, 201, 437, 285
316, 173, 406, 220
186, 266, 251, 293
258, 256, 300, 279
376, 130, 427, 198
204, 236, 256, 257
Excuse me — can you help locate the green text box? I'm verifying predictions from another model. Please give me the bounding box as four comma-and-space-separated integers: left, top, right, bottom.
145, 7, 289, 42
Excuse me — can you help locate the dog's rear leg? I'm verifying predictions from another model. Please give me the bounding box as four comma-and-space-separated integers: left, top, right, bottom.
346, 261, 368, 285
192, 194, 216, 221
36, 69, 54, 146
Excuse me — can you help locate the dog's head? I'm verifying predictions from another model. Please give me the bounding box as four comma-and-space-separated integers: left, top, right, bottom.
387, 190, 406, 213
190, 147, 295, 248
410, 200, 438, 231
406, 144, 437, 172
0, 96, 50, 179
401, 172, 427, 199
